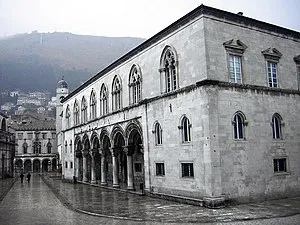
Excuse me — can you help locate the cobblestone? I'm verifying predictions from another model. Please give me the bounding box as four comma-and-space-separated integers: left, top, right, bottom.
42, 174, 300, 223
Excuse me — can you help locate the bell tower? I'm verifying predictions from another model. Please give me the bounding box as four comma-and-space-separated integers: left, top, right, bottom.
56, 78, 69, 169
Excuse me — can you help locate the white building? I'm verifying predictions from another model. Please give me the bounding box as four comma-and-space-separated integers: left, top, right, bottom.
57, 5, 300, 207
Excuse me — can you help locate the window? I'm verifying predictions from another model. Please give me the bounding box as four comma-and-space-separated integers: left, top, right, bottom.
155, 163, 165, 176
262, 48, 282, 88
181, 163, 194, 178
223, 39, 247, 84
27, 133, 33, 140
90, 90, 97, 120
129, 65, 142, 104
294, 55, 300, 90
65, 161, 68, 169
232, 112, 246, 140
73, 100, 80, 125
42, 133, 47, 139
154, 122, 162, 145
179, 116, 191, 143
70, 140, 72, 153
81, 96, 87, 123
229, 55, 242, 83
65, 105, 71, 128
51, 133, 56, 139
47, 141, 52, 154
17, 133, 23, 140
134, 163, 142, 173
70, 161, 73, 169
272, 113, 283, 139
1, 118, 6, 131
23, 142, 28, 154
273, 158, 287, 173
267, 61, 278, 87
100, 84, 108, 116
65, 141, 68, 153
33, 142, 41, 154
112, 76, 122, 111
159, 46, 178, 93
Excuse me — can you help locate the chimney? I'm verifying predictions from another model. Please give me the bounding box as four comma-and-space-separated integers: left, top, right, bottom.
237, 12, 243, 16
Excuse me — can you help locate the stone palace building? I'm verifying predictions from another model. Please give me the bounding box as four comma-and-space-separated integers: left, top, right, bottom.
57, 5, 300, 207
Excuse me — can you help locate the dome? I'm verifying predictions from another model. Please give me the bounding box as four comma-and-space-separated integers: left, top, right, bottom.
57, 79, 68, 89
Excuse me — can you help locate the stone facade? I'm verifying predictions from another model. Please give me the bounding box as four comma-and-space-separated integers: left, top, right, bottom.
0, 111, 15, 178
12, 116, 58, 173
58, 5, 300, 206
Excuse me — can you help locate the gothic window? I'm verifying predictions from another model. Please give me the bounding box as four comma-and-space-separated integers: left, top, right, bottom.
232, 111, 247, 140
23, 142, 28, 154
223, 39, 247, 84
262, 48, 282, 88
1, 118, 6, 131
90, 90, 97, 120
100, 84, 108, 116
153, 122, 162, 145
73, 100, 79, 125
33, 142, 41, 154
178, 116, 191, 143
65, 105, 71, 128
272, 113, 283, 139
81, 96, 88, 123
129, 65, 142, 104
159, 46, 178, 93
112, 76, 122, 111
47, 140, 52, 154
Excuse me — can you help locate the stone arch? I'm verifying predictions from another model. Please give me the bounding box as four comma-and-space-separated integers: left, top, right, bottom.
15, 159, 23, 173
24, 160, 31, 173
99, 128, 112, 184
42, 158, 51, 172
125, 121, 144, 191
33, 159, 41, 173
110, 125, 125, 147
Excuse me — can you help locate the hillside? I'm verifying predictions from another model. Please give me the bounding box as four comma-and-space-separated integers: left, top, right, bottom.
0, 32, 144, 94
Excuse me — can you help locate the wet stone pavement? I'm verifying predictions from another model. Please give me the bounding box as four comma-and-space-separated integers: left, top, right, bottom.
42, 175, 300, 223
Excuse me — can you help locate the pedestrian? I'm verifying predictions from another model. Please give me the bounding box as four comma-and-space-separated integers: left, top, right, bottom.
27, 172, 31, 183
20, 173, 24, 183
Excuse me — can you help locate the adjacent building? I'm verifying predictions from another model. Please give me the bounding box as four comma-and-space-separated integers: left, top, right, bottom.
12, 115, 58, 173
57, 5, 300, 207
0, 111, 15, 179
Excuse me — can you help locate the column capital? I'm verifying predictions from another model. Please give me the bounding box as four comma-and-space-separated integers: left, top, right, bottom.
99, 148, 106, 157
90, 148, 98, 158
110, 147, 120, 157
75, 150, 82, 158
123, 145, 134, 156
82, 149, 89, 157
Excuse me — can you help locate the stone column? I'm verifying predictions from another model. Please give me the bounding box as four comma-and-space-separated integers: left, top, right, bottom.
99, 148, 107, 186
82, 150, 89, 182
48, 160, 52, 172
40, 161, 43, 173
90, 149, 97, 184
124, 146, 134, 190
31, 160, 33, 173
75, 151, 81, 179
110, 147, 120, 188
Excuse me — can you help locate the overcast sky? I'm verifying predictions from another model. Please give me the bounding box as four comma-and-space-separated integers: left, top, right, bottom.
0, 0, 299, 38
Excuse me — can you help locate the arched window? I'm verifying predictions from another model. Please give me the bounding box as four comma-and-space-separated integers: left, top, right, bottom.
81, 96, 87, 123
23, 142, 28, 154
1, 118, 6, 131
272, 113, 283, 139
153, 122, 162, 145
232, 112, 247, 140
73, 100, 79, 125
65, 105, 70, 128
100, 84, 108, 116
47, 141, 52, 153
129, 65, 142, 104
179, 116, 191, 143
159, 46, 178, 93
112, 76, 122, 111
90, 90, 97, 120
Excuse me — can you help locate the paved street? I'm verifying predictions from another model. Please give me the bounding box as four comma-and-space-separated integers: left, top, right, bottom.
0, 174, 299, 225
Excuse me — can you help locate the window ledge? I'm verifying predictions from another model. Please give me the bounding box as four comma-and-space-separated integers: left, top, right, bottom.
181, 176, 194, 180
155, 175, 166, 178
273, 172, 290, 176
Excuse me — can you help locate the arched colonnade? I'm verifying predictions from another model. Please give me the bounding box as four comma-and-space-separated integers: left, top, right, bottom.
14, 157, 57, 173
74, 121, 144, 190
